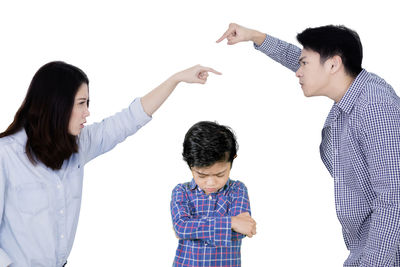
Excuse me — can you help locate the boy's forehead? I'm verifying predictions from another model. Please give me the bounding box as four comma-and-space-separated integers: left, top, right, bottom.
191, 161, 231, 174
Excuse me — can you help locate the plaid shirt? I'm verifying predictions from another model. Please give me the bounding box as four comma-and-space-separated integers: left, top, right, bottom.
255, 35, 400, 266
171, 179, 251, 267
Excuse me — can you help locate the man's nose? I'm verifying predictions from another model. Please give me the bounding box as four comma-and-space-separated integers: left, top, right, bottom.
295, 68, 302, 77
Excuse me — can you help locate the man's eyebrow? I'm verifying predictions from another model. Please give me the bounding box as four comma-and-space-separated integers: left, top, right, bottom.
298, 56, 306, 63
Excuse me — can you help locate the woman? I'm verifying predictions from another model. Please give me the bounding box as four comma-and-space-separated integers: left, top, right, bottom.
0, 61, 220, 267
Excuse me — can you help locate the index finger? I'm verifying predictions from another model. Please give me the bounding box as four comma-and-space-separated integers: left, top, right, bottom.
216, 26, 235, 43
200, 66, 222, 75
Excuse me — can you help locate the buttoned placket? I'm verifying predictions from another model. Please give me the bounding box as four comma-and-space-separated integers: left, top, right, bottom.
52, 167, 69, 265
56, 177, 68, 262
326, 106, 344, 213
34, 162, 69, 266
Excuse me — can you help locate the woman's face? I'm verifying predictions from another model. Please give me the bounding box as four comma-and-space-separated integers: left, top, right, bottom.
68, 83, 90, 136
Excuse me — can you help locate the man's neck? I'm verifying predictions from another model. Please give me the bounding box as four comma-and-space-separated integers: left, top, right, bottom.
327, 73, 356, 103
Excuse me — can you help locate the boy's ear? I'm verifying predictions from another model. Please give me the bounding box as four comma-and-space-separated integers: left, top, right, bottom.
234, 154, 237, 159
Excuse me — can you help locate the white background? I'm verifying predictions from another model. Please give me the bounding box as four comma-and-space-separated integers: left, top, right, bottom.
1, 0, 399, 266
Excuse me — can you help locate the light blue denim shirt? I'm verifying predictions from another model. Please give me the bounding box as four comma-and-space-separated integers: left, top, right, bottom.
0, 98, 151, 267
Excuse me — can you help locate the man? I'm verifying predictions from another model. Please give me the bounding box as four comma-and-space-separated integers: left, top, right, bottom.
217, 23, 400, 266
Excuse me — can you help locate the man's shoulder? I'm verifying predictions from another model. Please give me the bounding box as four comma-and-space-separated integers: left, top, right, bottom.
357, 72, 399, 107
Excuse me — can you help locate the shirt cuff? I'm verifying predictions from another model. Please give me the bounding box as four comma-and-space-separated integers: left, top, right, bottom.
213, 217, 232, 247
0, 249, 12, 267
129, 98, 152, 129
253, 34, 280, 55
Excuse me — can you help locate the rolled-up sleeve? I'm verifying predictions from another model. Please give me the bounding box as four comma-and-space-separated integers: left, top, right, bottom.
79, 98, 152, 164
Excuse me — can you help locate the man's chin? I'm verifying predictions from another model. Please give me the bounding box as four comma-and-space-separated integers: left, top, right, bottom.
301, 87, 317, 98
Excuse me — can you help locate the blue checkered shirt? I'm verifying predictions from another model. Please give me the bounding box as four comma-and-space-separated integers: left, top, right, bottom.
255, 35, 400, 266
171, 179, 250, 267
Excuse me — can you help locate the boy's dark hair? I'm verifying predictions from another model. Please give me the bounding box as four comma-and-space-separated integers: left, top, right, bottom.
182, 121, 238, 168
0, 61, 89, 170
296, 25, 363, 77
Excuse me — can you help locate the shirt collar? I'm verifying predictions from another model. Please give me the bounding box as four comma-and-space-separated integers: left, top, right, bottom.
336, 69, 369, 114
189, 178, 231, 193
323, 69, 369, 128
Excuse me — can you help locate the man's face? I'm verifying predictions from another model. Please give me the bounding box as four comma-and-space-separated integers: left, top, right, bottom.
191, 161, 231, 195
295, 48, 332, 97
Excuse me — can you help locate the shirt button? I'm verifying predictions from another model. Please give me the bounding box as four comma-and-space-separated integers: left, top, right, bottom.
209, 195, 212, 200
60, 210, 64, 214
61, 234, 64, 239
57, 184, 61, 189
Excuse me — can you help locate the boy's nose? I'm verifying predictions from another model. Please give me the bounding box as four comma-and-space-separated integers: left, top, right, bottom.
206, 178, 215, 186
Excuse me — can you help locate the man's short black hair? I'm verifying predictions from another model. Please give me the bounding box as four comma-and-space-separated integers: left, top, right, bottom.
182, 121, 238, 168
297, 25, 363, 77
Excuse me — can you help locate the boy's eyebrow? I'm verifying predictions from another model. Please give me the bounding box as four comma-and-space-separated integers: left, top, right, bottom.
194, 168, 228, 176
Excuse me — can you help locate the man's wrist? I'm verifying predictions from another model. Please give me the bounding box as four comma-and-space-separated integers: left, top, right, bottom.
251, 30, 267, 46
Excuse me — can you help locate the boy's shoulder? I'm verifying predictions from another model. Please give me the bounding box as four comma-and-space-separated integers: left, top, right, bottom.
171, 180, 193, 196
171, 179, 248, 194
173, 179, 193, 188
226, 179, 248, 195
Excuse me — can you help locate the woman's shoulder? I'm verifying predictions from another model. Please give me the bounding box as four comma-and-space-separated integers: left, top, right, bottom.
0, 130, 26, 153
0, 135, 14, 149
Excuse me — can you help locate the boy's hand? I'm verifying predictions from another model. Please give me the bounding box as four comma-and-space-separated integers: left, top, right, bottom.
231, 212, 257, 237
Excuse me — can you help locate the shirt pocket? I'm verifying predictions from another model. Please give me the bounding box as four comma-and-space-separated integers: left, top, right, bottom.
16, 182, 49, 215
66, 166, 83, 200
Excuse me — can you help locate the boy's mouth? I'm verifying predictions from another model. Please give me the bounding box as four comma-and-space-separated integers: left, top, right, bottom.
204, 188, 216, 193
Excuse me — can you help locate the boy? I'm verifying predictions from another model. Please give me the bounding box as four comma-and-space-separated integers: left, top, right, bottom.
170, 121, 256, 267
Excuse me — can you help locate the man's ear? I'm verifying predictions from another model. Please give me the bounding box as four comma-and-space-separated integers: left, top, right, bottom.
329, 55, 343, 74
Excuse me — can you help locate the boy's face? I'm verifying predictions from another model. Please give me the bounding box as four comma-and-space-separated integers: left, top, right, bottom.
191, 161, 231, 195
